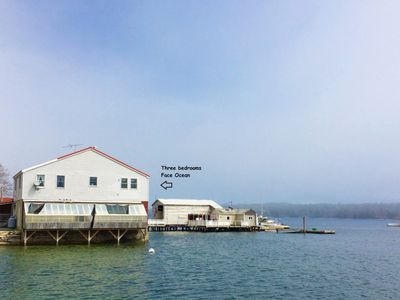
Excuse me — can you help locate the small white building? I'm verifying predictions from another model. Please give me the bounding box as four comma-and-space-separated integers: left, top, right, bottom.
214, 208, 257, 227
13, 146, 150, 245
151, 199, 222, 226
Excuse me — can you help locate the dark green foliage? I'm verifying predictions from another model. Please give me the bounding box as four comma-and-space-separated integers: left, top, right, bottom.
239, 203, 400, 219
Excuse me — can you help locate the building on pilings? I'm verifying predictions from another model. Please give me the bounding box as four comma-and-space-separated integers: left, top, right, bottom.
149, 199, 258, 231
13, 147, 149, 245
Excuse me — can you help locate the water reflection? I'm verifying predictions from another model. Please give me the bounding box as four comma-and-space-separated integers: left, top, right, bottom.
1, 219, 400, 299
1, 244, 148, 299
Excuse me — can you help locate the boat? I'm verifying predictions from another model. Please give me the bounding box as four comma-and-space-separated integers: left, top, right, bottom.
387, 223, 400, 227
258, 215, 290, 231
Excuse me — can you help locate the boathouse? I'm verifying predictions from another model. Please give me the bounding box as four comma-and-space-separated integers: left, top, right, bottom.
214, 208, 257, 227
151, 198, 222, 226
149, 199, 258, 231
13, 147, 150, 245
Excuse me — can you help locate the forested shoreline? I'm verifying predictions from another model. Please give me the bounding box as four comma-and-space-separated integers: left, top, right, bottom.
239, 203, 400, 219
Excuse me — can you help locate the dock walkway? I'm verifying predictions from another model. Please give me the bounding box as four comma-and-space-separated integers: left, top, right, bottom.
148, 219, 259, 232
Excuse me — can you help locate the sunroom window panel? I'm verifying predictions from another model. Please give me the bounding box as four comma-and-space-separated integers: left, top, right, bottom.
71, 205, 77, 215
28, 203, 45, 214
58, 205, 65, 215
129, 204, 147, 216
67, 204, 73, 215
106, 204, 128, 214
41, 204, 51, 215
95, 204, 107, 215
84, 204, 94, 215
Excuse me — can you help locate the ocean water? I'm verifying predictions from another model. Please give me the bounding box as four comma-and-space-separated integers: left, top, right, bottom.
1, 218, 400, 299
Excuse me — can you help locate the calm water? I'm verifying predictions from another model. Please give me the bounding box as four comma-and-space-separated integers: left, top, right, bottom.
1, 218, 400, 299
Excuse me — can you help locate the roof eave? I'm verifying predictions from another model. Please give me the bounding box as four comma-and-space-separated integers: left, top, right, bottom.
13, 147, 150, 178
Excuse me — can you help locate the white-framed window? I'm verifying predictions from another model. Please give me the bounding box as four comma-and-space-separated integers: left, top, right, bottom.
121, 178, 128, 189
130, 178, 137, 189
36, 175, 45, 187
89, 177, 97, 187
57, 175, 65, 188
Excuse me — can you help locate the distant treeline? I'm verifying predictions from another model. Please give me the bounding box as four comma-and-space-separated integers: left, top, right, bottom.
238, 203, 400, 219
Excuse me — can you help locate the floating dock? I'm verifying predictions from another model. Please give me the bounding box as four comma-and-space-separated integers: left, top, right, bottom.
282, 217, 335, 234
283, 229, 336, 234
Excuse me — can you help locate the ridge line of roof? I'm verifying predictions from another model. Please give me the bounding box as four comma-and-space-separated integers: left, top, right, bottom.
15, 147, 150, 177
153, 199, 223, 208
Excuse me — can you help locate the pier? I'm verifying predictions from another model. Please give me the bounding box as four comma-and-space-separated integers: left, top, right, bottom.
149, 225, 259, 232
148, 219, 259, 232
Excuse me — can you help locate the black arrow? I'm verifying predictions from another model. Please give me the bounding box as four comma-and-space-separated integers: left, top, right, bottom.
161, 181, 173, 190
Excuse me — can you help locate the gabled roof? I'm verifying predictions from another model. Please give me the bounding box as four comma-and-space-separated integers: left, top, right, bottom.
14, 147, 150, 178
153, 199, 223, 209
216, 208, 256, 215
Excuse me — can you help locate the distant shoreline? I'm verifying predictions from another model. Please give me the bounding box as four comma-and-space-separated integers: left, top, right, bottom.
236, 202, 400, 220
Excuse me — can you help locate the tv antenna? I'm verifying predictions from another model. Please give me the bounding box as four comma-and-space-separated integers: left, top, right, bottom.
221, 200, 233, 209
63, 144, 83, 151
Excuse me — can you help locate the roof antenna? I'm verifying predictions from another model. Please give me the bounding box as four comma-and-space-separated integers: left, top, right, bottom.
63, 144, 83, 151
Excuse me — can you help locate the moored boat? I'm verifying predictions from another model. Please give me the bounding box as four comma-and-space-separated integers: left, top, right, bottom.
258, 215, 290, 230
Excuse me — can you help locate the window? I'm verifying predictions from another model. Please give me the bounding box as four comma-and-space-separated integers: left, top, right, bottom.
89, 177, 97, 187
158, 205, 164, 212
106, 204, 128, 214
19, 176, 22, 189
57, 175, 65, 188
27, 203, 45, 214
130, 178, 137, 189
36, 175, 45, 187
121, 178, 128, 189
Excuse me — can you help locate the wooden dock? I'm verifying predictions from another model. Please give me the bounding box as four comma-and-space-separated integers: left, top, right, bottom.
148, 225, 259, 232
283, 229, 336, 234
281, 217, 335, 234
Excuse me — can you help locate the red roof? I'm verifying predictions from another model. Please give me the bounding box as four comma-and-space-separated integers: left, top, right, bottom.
0, 197, 13, 204
57, 147, 150, 177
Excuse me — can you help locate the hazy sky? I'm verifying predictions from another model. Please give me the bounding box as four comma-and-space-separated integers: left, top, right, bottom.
1, 1, 400, 204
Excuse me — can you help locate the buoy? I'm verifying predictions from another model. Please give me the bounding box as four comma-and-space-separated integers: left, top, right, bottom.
148, 248, 155, 254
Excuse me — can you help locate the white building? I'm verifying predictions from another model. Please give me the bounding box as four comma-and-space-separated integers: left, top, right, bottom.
151, 199, 223, 226
149, 199, 258, 230
214, 208, 257, 227
13, 146, 150, 245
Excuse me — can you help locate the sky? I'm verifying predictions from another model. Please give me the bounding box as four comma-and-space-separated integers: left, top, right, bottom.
1, 0, 400, 204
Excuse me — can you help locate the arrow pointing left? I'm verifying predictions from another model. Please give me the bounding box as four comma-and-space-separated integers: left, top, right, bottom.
161, 181, 173, 190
